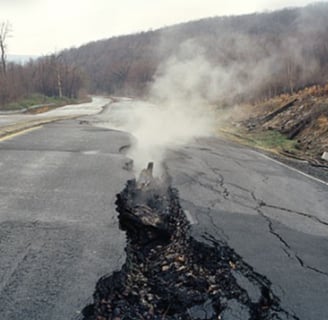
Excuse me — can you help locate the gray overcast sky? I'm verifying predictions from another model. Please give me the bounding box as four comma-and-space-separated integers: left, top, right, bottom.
1, 0, 322, 55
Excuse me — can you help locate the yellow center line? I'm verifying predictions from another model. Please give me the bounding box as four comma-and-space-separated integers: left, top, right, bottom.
0, 126, 43, 142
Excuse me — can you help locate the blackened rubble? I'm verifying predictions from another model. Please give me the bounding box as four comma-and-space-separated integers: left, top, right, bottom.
82, 163, 297, 320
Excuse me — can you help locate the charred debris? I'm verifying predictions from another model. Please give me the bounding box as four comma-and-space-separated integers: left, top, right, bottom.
82, 163, 296, 320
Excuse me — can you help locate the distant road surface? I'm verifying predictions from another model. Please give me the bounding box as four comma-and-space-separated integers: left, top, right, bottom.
0, 96, 109, 127
0, 98, 327, 320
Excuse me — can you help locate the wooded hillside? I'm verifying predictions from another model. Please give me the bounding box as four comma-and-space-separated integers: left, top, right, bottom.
1, 3, 328, 109
61, 2, 328, 103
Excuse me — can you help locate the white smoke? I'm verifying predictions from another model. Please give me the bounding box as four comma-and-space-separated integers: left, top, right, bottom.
126, 101, 214, 176
108, 42, 218, 176
106, 30, 320, 176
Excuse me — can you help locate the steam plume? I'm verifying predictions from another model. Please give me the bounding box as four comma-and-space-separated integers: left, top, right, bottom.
110, 42, 217, 175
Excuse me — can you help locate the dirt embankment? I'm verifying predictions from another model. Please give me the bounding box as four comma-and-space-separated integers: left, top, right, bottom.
226, 84, 328, 165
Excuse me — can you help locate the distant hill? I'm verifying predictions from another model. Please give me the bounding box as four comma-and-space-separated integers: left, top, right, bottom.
61, 2, 328, 103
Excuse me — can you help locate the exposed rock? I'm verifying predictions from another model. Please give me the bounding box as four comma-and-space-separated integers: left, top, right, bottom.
322, 152, 328, 161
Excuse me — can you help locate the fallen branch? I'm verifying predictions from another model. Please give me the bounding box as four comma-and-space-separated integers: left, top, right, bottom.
260, 98, 297, 123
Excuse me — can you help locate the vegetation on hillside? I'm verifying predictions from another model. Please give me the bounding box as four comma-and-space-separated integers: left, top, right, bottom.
0, 53, 87, 110
1, 94, 81, 111
224, 84, 328, 160
1, 3, 328, 110
0, 23, 87, 110
61, 3, 328, 102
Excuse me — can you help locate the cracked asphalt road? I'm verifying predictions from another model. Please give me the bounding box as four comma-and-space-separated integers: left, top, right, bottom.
0, 118, 132, 319
0, 99, 327, 319
165, 137, 328, 320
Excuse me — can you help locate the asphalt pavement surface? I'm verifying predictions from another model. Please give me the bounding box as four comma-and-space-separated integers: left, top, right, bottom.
0, 98, 327, 319
0, 98, 133, 319
165, 139, 328, 320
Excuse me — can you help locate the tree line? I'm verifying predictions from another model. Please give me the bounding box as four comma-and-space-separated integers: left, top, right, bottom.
1, 3, 328, 109
62, 3, 328, 103
0, 22, 86, 109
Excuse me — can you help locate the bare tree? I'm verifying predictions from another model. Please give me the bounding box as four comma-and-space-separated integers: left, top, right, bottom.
53, 54, 63, 98
0, 21, 12, 76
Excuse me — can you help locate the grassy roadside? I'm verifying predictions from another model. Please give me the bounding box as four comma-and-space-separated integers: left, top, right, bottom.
0, 94, 91, 112
219, 126, 300, 156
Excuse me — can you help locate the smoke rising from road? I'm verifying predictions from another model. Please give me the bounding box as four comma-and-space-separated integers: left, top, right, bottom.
108, 6, 324, 175
107, 43, 219, 176
125, 98, 215, 176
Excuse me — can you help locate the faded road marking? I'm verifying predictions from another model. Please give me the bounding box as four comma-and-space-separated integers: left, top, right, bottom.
254, 151, 328, 187
0, 126, 43, 142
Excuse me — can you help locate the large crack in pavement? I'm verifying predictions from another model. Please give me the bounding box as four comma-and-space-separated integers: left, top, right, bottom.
177, 152, 328, 281
259, 203, 328, 227
82, 164, 298, 319
167, 147, 328, 283
251, 192, 328, 278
